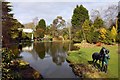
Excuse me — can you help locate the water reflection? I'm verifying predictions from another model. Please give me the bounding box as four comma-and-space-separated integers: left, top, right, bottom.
34, 43, 45, 59
19, 42, 75, 65
33, 42, 70, 65
20, 42, 76, 78
49, 42, 67, 65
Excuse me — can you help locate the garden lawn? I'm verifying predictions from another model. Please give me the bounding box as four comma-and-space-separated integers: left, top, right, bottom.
67, 44, 118, 78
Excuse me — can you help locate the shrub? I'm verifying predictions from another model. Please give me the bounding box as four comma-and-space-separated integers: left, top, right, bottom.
2, 49, 22, 80
92, 31, 100, 43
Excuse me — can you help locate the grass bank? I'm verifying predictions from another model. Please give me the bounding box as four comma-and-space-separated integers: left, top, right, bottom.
67, 44, 118, 78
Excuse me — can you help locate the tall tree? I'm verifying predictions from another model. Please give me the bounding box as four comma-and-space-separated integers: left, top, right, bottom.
71, 5, 89, 29
117, 12, 120, 33
10, 19, 23, 40
52, 16, 66, 29
35, 19, 46, 38
2, 2, 15, 47
2, 2, 23, 47
36, 19, 46, 30
3, 2, 24, 44
0, 1, 2, 43
51, 16, 66, 37
116, 11, 120, 42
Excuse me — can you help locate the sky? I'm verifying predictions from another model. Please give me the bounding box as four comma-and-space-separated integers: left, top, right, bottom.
6, 0, 120, 25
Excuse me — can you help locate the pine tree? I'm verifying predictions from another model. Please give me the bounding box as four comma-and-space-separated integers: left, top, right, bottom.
35, 19, 47, 38
2, 2, 22, 47
2, 2, 14, 47
71, 5, 89, 29
111, 26, 117, 42
36, 19, 46, 30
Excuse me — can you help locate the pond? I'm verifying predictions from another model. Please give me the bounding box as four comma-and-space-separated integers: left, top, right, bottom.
19, 42, 77, 78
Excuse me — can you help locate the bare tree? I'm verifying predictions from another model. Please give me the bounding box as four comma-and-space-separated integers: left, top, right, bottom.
33, 17, 39, 31
66, 19, 72, 40
103, 5, 118, 27
91, 5, 118, 28
91, 9, 101, 22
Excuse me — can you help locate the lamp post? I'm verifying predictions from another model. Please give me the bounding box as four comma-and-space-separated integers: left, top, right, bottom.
31, 32, 34, 41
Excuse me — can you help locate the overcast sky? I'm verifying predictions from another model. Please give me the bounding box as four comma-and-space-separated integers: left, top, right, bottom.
6, 0, 119, 25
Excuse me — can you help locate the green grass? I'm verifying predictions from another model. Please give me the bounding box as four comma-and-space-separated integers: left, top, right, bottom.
67, 45, 118, 78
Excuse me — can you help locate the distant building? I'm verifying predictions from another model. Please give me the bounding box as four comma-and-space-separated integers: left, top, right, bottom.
23, 29, 33, 33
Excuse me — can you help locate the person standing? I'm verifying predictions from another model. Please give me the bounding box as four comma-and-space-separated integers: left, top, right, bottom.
103, 49, 110, 73
100, 47, 106, 71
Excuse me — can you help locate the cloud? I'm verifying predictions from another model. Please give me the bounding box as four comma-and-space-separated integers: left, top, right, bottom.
9, 2, 118, 25
11, 2, 77, 24
6, 0, 120, 2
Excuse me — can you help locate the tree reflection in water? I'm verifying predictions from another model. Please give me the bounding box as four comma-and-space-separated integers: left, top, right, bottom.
34, 42, 45, 59
18, 42, 73, 65
33, 42, 71, 65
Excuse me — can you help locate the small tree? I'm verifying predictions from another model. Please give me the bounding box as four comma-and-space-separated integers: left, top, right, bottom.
110, 26, 117, 42
98, 27, 113, 44
82, 19, 91, 41
99, 28, 107, 40
34, 28, 44, 38
93, 17, 104, 29
92, 31, 100, 43
72, 30, 84, 43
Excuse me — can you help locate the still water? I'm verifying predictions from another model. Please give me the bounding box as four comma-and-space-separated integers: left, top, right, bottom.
20, 42, 77, 78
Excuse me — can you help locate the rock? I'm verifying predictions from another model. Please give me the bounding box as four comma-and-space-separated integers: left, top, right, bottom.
69, 63, 104, 78
19, 60, 29, 66
12, 60, 43, 79
20, 66, 43, 80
